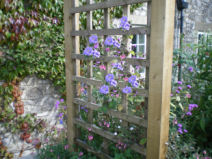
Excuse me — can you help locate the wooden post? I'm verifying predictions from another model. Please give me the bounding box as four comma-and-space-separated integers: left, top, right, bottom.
64, 0, 80, 150
146, 0, 175, 159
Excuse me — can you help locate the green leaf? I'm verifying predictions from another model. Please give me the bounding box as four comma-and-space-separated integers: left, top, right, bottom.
130, 51, 135, 55
139, 138, 147, 145
200, 115, 206, 133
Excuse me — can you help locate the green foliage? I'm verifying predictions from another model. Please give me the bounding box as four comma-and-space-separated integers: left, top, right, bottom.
170, 34, 212, 157
186, 37, 212, 150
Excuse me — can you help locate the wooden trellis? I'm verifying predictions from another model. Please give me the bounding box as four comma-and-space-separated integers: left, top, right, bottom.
64, 0, 175, 158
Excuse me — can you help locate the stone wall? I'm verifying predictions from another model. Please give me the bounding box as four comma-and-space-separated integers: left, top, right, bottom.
0, 76, 62, 159
174, 0, 212, 49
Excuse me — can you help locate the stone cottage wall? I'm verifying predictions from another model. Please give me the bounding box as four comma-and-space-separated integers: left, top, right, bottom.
0, 76, 62, 159
174, 0, 212, 49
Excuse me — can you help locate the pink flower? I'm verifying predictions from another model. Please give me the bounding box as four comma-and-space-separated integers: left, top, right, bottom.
186, 93, 191, 98
99, 65, 106, 70
81, 87, 85, 92
64, 144, 69, 150
79, 152, 84, 156
116, 94, 119, 98
173, 119, 177, 125
105, 48, 110, 52
88, 128, 91, 131
123, 77, 128, 82
106, 123, 110, 128
120, 54, 126, 60
88, 135, 93, 141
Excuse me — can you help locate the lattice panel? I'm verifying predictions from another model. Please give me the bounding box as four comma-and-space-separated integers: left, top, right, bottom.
64, 0, 175, 158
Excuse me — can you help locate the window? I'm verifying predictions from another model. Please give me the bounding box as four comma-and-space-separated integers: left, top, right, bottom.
198, 32, 212, 51
130, 34, 146, 80
131, 34, 146, 58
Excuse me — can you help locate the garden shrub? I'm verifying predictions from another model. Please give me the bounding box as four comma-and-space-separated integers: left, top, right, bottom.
169, 35, 212, 158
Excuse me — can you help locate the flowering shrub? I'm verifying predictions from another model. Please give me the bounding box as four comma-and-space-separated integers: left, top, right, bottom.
168, 35, 212, 158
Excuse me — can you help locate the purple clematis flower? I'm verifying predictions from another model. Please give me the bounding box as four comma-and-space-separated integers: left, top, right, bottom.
113, 40, 121, 48
100, 85, 109, 94
122, 86, 132, 94
89, 35, 98, 44
83, 47, 93, 56
132, 81, 139, 88
110, 80, 117, 87
105, 74, 114, 83
92, 49, 100, 58
128, 75, 137, 84
104, 36, 114, 46
123, 22, 130, 30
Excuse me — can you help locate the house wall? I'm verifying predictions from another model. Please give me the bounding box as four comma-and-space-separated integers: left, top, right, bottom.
0, 76, 62, 159
129, 1, 212, 49
174, 0, 212, 49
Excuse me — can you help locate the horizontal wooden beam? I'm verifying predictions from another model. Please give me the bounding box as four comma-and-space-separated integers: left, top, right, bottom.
73, 76, 103, 86
74, 118, 146, 156
72, 54, 150, 67
70, 0, 150, 14
74, 98, 148, 128
75, 139, 112, 159
72, 76, 148, 97
71, 27, 149, 36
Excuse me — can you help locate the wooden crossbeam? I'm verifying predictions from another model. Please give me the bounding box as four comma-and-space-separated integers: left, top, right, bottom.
72, 76, 148, 97
70, 27, 149, 36
72, 54, 150, 66
73, 98, 148, 127
70, 0, 150, 14
76, 139, 112, 159
74, 118, 147, 156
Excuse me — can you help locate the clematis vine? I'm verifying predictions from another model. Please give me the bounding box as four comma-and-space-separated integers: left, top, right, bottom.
89, 35, 98, 44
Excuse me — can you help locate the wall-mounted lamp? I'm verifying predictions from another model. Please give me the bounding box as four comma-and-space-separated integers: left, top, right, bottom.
176, 0, 189, 11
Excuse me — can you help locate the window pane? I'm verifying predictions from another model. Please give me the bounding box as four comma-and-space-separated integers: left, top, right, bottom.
139, 45, 145, 53
132, 45, 137, 52
139, 34, 145, 44
132, 35, 137, 44
207, 35, 212, 50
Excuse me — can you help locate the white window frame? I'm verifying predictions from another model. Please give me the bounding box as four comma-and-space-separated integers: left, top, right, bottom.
131, 34, 147, 58
198, 32, 212, 48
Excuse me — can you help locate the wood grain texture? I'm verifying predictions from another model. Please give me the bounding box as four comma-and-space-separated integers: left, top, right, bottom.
76, 139, 112, 159
70, 0, 150, 13
86, 0, 94, 124
102, 3, 110, 154
64, 0, 80, 150
71, 27, 149, 36
72, 54, 150, 66
72, 76, 148, 97
74, 118, 146, 156
73, 98, 148, 127
146, 0, 175, 158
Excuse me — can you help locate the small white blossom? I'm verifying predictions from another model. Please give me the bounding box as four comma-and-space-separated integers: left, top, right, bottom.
114, 132, 118, 136
130, 127, 134, 131
118, 125, 121, 129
